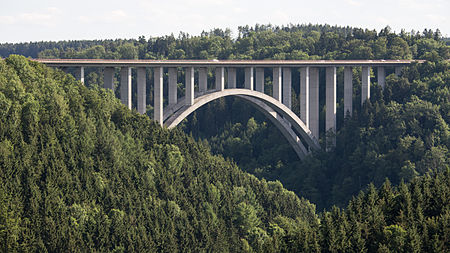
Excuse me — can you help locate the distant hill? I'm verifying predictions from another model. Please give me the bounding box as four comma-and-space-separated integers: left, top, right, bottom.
444, 37, 450, 45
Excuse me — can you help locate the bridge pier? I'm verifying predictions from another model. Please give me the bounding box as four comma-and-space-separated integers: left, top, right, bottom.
344, 67, 353, 117
361, 66, 370, 105
137, 67, 146, 114
186, 67, 195, 105
245, 67, 254, 90
273, 67, 282, 102
154, 67, 163, 125
120, 67, 132, 109
168, 68, 178, 105
255, 67, 264, 92
395, 66, 403, 76
326, 67, 336, 148
227, 68, 236, 88
282, 68, 292, 109
215, 67, 225, 91
377, 67, 386, 89
309, 68, 320, 140
300, 67, 309, 128
199, 67, 208, 93
104, 67, 115, 91
120, 67, 132, 110
75, 67, 85, 84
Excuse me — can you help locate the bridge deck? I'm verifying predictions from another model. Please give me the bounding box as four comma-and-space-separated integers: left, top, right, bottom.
33, 58, 421, 67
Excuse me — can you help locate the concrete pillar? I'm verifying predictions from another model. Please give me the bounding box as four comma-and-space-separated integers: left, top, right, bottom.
300, 67, 309, 127
255, 67, 264, 92
326, 67, 336, 147
120, 67, 132, 109
273, 67, 282, 102
168, 68, 178, 105
75, 66, 85, 84
395, 66, 403, 76
361, 66, 370, 105
137, 67, 146, 114
199, 67, 208, 93
227, 68, 236, 88
104, 67, 115, 90
154, 67, 163, 125
377, 67, 386, 89
309, 68, 319, 139
282, 68, 292, 109
215, 67, 225, 91
186, 67, 194, 105
344, 67, 353, 117
245, 67, 254, 90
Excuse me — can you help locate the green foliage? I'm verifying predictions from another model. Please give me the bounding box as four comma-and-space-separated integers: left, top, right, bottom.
186, 59, 449, 211
1, 24, 448, 61
0, 55, 448, 252
0, 55, 319, 252
1, 24, 448, 211
1, 23, 449, 251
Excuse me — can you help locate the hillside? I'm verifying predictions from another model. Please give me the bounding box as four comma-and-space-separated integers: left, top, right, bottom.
0, 55, 318, 252
192, 59, 449, 209
0, 24, 450, 209
0, 56, 449, 252
1, 24, 449, 209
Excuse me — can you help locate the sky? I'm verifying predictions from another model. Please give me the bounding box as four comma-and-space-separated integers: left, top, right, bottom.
0, 0, 448, 43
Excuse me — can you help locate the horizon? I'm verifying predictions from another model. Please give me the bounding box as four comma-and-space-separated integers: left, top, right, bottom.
0, 23, 448, 45
1, 0, 449, 43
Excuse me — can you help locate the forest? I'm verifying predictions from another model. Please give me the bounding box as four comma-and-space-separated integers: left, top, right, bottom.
0, 24, 449, 252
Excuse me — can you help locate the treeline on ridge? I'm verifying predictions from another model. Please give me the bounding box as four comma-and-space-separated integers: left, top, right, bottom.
0, 24, 448, 61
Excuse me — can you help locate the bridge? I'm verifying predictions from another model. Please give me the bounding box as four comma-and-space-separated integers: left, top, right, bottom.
35, 58, 419, 159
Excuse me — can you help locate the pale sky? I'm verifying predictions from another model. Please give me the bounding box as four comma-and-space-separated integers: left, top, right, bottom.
0, 0, 448, 43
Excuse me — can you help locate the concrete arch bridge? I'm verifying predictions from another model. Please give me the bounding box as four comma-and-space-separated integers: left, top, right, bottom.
36, 59, 419, 159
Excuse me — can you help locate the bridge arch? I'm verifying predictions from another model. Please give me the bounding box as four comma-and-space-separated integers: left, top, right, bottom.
236, 95, 308, 159
163, 89, 320, 158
